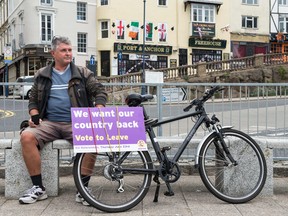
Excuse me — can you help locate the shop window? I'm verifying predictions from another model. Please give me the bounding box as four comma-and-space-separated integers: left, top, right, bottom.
255, 46, 266, 54
192, 49, 222, 64
157, 56, 167, 68
271, 44, 282, 53
28, 57, 42, 76
119, 55, 167, 75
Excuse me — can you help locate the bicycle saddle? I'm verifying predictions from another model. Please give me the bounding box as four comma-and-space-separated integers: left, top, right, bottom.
125, 94, 153, 107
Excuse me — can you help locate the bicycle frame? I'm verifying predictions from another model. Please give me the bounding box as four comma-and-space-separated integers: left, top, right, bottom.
145, 106, 209, 166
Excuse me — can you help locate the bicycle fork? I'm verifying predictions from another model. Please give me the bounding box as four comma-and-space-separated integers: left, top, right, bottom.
213, 125, 238, 166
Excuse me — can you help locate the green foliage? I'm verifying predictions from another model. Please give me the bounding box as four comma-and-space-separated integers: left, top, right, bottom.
249, 86, 288, 97
278, 66, 287, 80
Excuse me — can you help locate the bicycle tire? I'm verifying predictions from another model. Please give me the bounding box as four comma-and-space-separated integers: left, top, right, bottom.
73, 151, 153, 213
198, 128, 267, 204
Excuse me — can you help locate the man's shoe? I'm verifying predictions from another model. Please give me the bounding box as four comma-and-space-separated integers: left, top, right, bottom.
19, 185, 48, 204
75, 187, 93, 206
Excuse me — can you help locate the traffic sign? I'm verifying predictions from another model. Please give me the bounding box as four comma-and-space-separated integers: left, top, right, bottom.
4, 46, 12, 64
162, 88, 187, 102
90, 55, 95, 65
118, 51, 122, 61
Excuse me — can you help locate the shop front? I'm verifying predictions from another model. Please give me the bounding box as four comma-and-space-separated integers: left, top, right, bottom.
270, 32, 288, 54
189, 37, 227, 64
230, 33, 269, 58
113, 43, 172, 75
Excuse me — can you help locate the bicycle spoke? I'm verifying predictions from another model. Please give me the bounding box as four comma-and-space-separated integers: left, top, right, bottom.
73, 151, 152, 212
198, 128, 266, 203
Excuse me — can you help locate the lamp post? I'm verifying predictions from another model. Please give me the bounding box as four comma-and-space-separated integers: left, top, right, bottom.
141, 0, 146, 95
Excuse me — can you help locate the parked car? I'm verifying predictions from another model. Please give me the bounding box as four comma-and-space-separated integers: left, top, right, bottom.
13, 76, 34, 99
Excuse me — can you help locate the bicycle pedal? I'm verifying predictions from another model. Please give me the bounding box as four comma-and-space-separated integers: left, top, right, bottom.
161, 146, 171, 152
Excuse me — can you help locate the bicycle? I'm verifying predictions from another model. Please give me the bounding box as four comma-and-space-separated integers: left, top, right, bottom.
73, 86, 267, 213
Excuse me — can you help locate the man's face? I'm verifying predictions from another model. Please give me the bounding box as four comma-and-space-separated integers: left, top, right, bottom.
51, 43, 73, 66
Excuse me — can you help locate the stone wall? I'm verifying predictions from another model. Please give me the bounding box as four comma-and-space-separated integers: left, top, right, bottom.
186, 65, 288, 84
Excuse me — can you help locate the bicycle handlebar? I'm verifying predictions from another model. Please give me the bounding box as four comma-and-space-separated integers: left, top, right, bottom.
183, 86, 225, 112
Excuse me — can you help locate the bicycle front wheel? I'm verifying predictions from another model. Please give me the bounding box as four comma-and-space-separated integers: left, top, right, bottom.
73, 151, 153, 213
198, 128, 267, 204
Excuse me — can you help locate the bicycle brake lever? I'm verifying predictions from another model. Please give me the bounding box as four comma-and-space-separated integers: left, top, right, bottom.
183, 99, 196, 112
183, 104, 192, 112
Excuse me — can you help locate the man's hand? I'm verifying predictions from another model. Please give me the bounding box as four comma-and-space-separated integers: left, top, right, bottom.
95, 104, 105, 108
28, 118, 42, 127
29, 109, 41, 127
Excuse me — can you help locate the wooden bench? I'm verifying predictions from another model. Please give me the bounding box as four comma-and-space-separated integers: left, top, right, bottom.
0, 137, 280, 199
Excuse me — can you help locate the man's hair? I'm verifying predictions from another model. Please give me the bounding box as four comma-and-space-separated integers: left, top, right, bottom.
51, 36, 71, 50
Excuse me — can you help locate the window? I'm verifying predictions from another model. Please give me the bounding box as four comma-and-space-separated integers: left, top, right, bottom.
242, 0, 258, 4
77, 33, 87, 53
279, 0, 288, 6
101, 21, 109, 38
158, 0, 167, 6
279, 17, 288, 32
242, 16, 258, 28
41, 0, 52, 5
77, 2, 87, 21
150, 56, 167, 69
192, 4, 215, 23
41, 14, 52, 42
101, 0, 108, 5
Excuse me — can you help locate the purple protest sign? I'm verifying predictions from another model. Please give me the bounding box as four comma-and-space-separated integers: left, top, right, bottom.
71, 106, 147, 153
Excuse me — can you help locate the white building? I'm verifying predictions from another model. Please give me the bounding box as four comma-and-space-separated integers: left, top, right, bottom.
270, 0, 288, 53
0, 0, 97, 86
95, 0, 270, 77
0, 0, 274, 84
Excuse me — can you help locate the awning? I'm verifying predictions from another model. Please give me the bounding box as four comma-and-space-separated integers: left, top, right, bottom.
184, 0, 223, 12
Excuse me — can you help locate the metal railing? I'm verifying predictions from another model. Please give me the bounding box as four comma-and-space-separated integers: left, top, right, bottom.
1, 82, 288, 162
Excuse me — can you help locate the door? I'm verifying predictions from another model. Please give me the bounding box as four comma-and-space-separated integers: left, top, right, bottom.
101, 51, 110, 77
179, 49, 187, 66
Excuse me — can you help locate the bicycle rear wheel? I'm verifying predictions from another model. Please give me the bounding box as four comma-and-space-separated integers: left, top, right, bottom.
73, 151, 153, 212
198, 128, 267, 203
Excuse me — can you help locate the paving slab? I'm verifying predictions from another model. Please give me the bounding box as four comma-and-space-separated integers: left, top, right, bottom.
0, 176, 287, 216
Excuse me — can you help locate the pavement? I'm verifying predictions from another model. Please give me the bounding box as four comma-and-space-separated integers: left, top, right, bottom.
0, 175, 288, 216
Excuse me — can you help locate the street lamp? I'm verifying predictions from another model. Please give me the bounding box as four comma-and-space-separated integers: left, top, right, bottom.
141, 0, 146, 95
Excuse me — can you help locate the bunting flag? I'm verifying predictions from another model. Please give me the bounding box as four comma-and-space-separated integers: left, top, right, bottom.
158, 23, 167, 41
116, 20, 125, 37
196, 26, 202, 39
145, 22, 153, 40
129, 21, 139, 39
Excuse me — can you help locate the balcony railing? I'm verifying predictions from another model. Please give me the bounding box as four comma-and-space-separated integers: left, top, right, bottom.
100, 53, 288, 85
